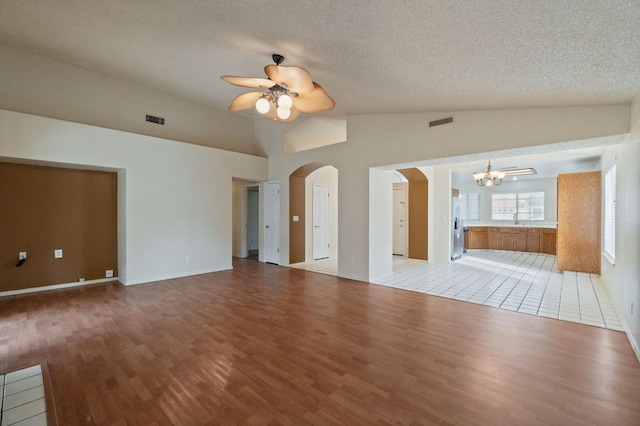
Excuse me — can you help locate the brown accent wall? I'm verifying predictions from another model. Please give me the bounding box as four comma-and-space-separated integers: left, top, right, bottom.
0, 162, 118, 291
557, 171, 601, 274
289, 163, 325, 264
398, 168, 428, 260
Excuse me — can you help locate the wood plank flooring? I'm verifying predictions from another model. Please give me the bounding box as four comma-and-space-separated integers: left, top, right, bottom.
1, 258, 640, 425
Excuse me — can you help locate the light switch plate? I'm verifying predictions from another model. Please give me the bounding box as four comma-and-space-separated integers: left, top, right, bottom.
106, 269, 114, 278
54, 249, 63, 259
293, 216, 299, 222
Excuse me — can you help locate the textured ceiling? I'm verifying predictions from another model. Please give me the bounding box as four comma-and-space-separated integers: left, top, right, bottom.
1, 0, 639, 118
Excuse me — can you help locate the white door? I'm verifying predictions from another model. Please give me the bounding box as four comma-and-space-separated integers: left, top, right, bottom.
313, 184, 330, 260
264, 181, 280, 264
393, 187, 406, 256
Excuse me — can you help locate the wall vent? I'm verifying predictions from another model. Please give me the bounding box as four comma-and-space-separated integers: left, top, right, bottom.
429, 117, 453, 127
146, 114, 165, 125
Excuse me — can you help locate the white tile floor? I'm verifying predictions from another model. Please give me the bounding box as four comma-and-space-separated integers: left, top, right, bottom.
290, 257, 338, 276
290, 251, 623, 330
1, 365, 47, 426
372, 250, 623, 331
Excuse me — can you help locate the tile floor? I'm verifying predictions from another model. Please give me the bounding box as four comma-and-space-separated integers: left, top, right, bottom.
289, 251, 623, 331
290, 257, 338, 276
1, 365, 47, 426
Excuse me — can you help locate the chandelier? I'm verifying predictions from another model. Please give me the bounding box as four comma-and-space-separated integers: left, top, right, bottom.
473, 160, 506, 186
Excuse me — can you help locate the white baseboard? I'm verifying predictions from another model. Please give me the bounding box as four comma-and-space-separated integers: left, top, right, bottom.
0, 277, 119, 298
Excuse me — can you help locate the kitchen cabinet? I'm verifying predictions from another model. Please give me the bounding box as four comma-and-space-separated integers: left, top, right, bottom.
542, 228, 556, 255
500, 228, 527, 251
557, 171, 601, 274
488, 227, 501, 250
527, 228, 541, 253
468, 227, 488, 249
466, 226, 555, 254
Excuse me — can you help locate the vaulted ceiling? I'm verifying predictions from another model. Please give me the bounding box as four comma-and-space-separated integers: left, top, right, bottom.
1, 0, 638, 120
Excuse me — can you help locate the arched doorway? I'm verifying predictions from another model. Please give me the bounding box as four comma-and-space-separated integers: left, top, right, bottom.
289, 163, 339, 274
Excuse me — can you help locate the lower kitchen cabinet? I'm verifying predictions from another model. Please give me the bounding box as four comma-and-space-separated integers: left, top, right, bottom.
542, 228, 557, 255
469, 227, 488, 249
467, 226, 555, 254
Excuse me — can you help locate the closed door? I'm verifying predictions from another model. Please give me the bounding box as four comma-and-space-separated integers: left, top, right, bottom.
312, 184, 330, 260
264, 181, 280, 264
393, 187, 405, 255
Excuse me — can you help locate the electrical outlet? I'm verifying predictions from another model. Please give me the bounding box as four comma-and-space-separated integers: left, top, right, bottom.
106, 269, 114, 278
54, 249, 63, 258
79, 278, 85, 283
185, 256, 191, 263
19, 251, 27, 259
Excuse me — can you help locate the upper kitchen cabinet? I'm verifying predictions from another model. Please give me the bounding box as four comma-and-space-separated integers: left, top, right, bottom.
556, 171, 601, 274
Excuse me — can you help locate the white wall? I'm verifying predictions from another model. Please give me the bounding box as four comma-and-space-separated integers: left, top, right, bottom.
600, 92, 640, 360
0, 109, 268, 286
454, 177, 558, 226
305, 166, 339, 261
256, 104, 629, 282
0, 44, 262, 156
369, 169, 393, 280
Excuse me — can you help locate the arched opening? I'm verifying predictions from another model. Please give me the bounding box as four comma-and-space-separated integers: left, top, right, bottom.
289, 163, 339, 274
396, 168, 429, 260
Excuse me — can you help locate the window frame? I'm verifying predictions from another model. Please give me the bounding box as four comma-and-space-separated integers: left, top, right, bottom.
490, 191, 545, 221
603, 163, 616, 264
459, 193, 481, 221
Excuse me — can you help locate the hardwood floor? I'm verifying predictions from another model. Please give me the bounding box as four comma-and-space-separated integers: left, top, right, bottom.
1, 259, 639, 425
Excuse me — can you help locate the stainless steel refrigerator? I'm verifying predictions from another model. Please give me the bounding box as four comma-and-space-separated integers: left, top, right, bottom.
451, 196, 464, 260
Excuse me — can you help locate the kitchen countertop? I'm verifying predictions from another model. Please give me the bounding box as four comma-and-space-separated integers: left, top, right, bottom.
465, 222, 557, 229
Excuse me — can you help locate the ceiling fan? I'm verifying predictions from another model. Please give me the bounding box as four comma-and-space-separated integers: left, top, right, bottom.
221, 54, 335, 123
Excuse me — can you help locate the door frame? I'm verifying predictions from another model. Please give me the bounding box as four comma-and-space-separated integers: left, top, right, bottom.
241, 184, 260, 258
262, 180, 280, 264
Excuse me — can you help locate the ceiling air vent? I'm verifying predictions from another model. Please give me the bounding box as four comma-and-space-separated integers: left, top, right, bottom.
429, 116, 453, 127
146, 114, 165, 125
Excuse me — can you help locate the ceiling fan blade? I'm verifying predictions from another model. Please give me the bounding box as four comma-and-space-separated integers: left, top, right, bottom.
263, 106, 301, 123
221, 75, 275, 88
229, 92, 264, 112
294, 83, 336, 113
264, 65, 314, 93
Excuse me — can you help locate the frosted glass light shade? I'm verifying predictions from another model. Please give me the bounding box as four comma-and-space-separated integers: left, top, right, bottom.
255, 97, 270, 114
277, 106, 291, 119
278, 94, 293, 109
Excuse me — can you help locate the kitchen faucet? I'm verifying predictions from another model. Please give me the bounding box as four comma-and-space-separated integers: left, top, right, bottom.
513, 213, 519, 225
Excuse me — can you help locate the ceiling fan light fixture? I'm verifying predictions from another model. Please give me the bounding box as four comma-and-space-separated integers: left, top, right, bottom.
278, 94, 293, 109
277, 106, 291, 120
255, 96, 271, 114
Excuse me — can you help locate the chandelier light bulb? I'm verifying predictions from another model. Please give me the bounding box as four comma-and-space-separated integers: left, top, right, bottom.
255, 97, 270, 114
278, 94, 293, 109
277, 106, 291, 120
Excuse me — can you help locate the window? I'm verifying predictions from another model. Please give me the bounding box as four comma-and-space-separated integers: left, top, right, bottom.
604, 163, 616, 263
491, 192, 544, 221
459, 193, 480, 220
